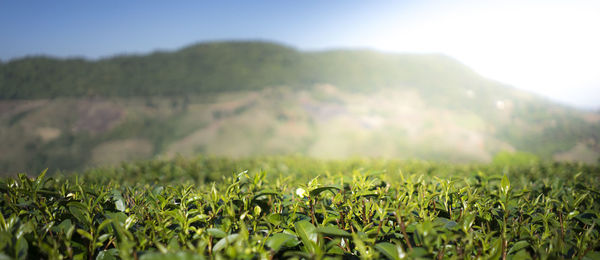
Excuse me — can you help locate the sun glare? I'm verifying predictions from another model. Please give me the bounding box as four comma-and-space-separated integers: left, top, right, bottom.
368, 1, 600, 107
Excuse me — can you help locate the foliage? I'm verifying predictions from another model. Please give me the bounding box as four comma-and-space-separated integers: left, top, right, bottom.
1, 157, 599, 259
0, 41, 496, 105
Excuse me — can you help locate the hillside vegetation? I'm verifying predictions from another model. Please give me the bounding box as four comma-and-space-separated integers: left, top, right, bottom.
1, 41, 489, 101
1, 41, 599, 174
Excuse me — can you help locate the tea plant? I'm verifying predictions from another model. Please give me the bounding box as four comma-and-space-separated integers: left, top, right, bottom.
0, 157, 599, 259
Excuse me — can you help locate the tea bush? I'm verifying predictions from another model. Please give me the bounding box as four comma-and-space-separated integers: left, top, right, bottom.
1, 157, 599, 259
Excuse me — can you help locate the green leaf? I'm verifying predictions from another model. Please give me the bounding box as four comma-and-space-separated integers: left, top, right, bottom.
212, 234, 239, 252
124, 215, 136, 230
165, 210, 185, 225
55, 219, 73, 234
326, 241, 345, 255
76, 229, 93, 241
97, 219, 113, 233
112, 190, 126, 212
33, 169, 48, 191
15, 222, 33, 240
105, 212, 127, 225
295, 220, 317, 253
206, 228, 227, 238
409, 247, 428, 258
508, 240, 529, 255
114, 200, 126, 212
68, 202, 89, 224
309, 186, 340, 197
267, 213, 283, 226
96, 249, 118, 260
511, 249, 532, 260
434, 217, 458, 230
374, 242, 402, 260
188, 214, 208, 225
15, 237, 28, 259
489, 238, 503, 260
266, 233, 298, 252
461, 214, 475, 233
316, 226, 351, 237
253, 189, 282, 200
501, 175, 510, 195
351, 233, 368, 256
97, 234, 111, 243
356, 191, 378, 199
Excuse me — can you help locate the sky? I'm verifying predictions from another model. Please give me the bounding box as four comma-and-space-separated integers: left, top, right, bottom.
1, 0, 599, 109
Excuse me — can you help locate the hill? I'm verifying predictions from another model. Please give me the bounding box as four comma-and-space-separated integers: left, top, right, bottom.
1, 41, 487, 99
1, 41, 599, 174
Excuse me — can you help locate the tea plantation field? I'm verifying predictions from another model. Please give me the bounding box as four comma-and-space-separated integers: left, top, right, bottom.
1, 157, 599, 259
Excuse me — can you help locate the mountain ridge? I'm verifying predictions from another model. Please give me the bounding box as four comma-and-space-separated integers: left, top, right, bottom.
0, 41, 505, 100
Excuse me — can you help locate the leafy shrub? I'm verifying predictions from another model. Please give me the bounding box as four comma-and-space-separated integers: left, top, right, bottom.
0, 157, 599, 259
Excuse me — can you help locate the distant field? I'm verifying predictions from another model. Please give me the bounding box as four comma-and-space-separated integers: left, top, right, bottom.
2, 85, 599, 175
0, 157, 599, 259
2, 41, 599, 174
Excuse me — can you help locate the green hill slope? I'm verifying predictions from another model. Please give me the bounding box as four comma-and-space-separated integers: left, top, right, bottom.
0, 41, 598, 174
1, 41, 493, 99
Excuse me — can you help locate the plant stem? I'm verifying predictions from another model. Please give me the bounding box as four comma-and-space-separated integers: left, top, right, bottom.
395, 211, 412, 250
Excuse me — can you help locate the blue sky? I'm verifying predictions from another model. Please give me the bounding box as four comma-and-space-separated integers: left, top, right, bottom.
0, 1, 399, 59
1, 0, 599, 109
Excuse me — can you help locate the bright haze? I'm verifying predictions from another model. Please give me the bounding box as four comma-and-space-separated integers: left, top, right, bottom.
1, 0, 598, 109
